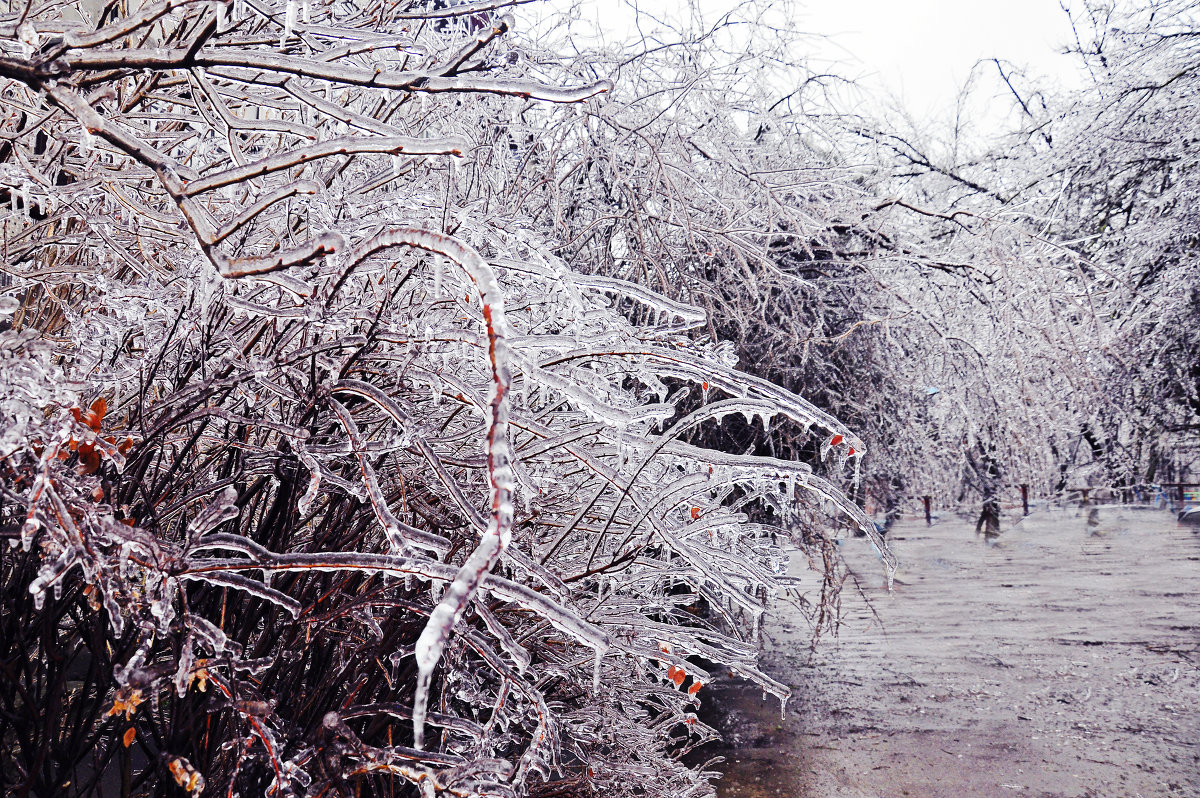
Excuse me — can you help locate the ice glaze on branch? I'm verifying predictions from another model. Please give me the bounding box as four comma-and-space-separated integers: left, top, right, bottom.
59, 47, 612, 101
339, 227, 525, 750
0, 0, 611, 287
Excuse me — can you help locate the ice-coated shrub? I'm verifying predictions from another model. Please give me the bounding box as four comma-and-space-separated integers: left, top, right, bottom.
0, 1, 888, 795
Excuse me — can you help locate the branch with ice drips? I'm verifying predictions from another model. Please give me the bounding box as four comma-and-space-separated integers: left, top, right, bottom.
507, 333, 889, 573
180, 550, 609, 655
335, 227, 580, 751
0, 2, 611, 286
536, 345, 866, 455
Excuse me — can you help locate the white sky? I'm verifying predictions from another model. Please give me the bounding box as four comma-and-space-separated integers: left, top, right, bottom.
535, 0, 1089, 131
796, 0, 1086, 120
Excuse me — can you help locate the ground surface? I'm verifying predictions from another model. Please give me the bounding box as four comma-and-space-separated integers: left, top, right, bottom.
700, 507, 1200, 798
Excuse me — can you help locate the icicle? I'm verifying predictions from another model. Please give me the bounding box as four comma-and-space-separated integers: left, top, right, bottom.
20, 517, 38, 551
411, 663, 435, 750
593, 647, 603, 693
174, 637, 196, 697
281, 0, 296, 45
296, 444, 322, 516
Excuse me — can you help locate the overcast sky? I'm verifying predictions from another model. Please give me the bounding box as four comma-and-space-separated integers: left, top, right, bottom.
538, 0, 1088, 128
797, 0, 1085, 119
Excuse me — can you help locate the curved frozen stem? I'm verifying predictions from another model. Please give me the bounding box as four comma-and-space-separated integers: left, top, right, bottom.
332, 379, 488, 532
339, 227, 520, 750
329, 397, 452, 557
539, 345, 867, 455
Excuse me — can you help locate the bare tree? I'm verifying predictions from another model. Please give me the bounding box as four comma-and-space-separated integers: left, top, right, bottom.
1035, 0, 1200, 485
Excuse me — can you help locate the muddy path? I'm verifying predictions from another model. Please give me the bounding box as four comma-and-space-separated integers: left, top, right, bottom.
699, 507, 1200, 798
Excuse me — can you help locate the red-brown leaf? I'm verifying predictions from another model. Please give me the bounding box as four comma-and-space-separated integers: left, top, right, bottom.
85, 397, 107, 431
78, 446, 100, 475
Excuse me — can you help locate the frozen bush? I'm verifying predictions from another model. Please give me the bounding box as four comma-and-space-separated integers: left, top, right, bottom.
0, 1, 887, 796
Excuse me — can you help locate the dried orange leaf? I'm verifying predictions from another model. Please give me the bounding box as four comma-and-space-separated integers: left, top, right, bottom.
105, 688, 144, 719
87, 396, 107, 430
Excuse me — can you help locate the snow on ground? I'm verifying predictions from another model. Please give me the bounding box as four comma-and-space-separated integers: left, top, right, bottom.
700, 507, 1200, 798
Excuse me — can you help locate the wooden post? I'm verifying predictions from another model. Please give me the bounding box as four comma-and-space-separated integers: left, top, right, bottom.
923, 496, 932, 526
1020, 484, 1029, 516
1081, 488, 1090, 506
1179, 484, 1187, 504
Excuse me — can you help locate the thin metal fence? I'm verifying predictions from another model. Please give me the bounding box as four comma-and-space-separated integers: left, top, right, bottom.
908, 482, 1200, 525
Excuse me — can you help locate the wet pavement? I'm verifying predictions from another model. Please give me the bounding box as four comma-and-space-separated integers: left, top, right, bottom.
700, 507, 1200, 798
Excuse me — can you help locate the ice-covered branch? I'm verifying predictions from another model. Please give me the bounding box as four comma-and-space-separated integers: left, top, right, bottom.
339, 227, 520, 749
